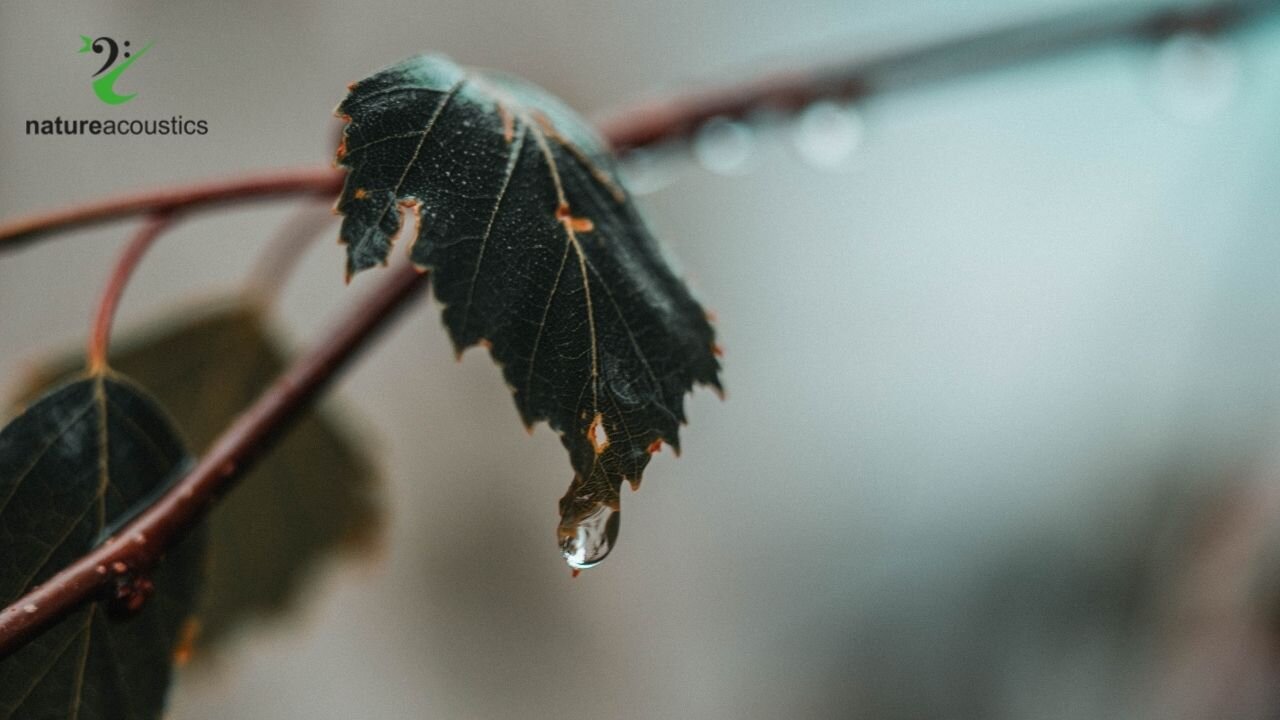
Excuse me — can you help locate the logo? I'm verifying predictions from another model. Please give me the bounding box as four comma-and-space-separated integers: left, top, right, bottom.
23, 34, 208, 137
78, 35, 151, 105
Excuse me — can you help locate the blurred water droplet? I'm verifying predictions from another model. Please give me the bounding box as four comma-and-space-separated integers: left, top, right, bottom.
693, 117, 754, 175
1151, 33, 1241, 124
558, 474, 621, 569
791, 101, 863, 170
619, 148, 681, 195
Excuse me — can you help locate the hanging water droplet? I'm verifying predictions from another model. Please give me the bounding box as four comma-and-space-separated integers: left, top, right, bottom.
558, 473, 621, 569
619, 147, 682, 195
791, 101, 863, 170
559, 501, 620, 569
693, 117, 754, 175
1151, 32, 1241, 124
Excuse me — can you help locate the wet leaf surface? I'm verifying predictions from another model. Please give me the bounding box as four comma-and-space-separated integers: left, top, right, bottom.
0, 375, 204, 720
13, 304, 383, 653
336, 55, 722, 566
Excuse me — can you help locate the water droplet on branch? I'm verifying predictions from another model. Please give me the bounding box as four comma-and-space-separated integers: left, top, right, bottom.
619, 147, 683, 195
108, 574, 155, 617
1151, 32, 1241, 124
693, 117, 755, 175
791, 101, 863, 170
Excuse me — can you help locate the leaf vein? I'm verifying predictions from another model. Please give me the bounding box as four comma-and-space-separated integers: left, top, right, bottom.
350, 79, 464, 261
524, 242, 572, 405
5, 609, 91, 714
0, 397, 96, 518
460, 122, 527, 331
583, 255, 670, 421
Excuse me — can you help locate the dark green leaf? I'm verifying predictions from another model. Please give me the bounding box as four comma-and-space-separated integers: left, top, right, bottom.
13, 304, 383, 652
335, 55, 721, 565
0, 374, 204, 720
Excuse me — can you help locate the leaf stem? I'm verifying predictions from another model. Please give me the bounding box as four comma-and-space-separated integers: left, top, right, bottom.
87, 213, 177, 372
0, 263, 428, 658
0, 168, 342, 252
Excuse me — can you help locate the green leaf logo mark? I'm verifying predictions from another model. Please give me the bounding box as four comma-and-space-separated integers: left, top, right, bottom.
78, 35, 151, 105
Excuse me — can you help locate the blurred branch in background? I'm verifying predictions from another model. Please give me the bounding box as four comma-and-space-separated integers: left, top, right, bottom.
599, 0, 1280, 153
2, 1, 1275, 252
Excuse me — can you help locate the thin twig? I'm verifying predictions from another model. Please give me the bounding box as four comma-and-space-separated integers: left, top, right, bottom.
0, 1, 1266, 250
598, 0, 1278, 152
86, 213, 177, 372
0, 168, 342, 252
0, 263, 428, 657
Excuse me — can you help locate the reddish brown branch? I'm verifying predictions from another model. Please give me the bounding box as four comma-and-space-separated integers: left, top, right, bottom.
0, 263, 428, 657
0, 168, 342, 252
87, 213, 177, 371
599, 0, 1275, 152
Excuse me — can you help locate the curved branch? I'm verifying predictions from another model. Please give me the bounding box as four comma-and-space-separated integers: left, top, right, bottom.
0, 1, 1266, 249
0, 168, 342, 252
599, 0, 1275, 152
0, 263, 428, 657
87, 213, 178, 371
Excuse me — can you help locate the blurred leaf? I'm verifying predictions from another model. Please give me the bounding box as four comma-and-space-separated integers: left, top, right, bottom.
14, 304, 382, 653
336, 55, 721, 562
0, 375, 204, 720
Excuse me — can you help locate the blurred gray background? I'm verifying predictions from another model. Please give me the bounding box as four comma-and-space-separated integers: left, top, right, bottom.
4, 1, 1280, 718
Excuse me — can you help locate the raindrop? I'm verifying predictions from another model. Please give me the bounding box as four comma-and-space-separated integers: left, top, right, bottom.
791, 101, 863, 170
1151, 32, 1241, 124
619, 147, 682, 195
693, 117, 754, 175
559, 500, 621, 569
558, 472, 622, 570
